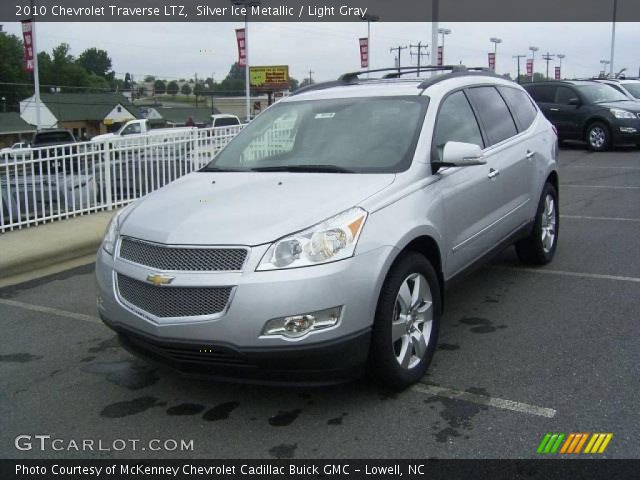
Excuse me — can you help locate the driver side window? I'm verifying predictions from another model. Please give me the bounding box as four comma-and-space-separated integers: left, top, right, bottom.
433, 91, 484, 161
122, 124, 141, 136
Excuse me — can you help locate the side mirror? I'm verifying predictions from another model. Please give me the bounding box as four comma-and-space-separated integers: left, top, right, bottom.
568, 97, 581, 106
437, 141, 486, 168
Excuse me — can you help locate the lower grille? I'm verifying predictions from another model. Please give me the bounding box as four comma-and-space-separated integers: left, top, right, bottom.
117, 274, 232, 318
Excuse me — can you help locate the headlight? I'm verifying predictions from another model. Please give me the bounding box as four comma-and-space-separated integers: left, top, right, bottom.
257, 207, 368, 271
101, 209, 125, 255
610, 108, 636, 119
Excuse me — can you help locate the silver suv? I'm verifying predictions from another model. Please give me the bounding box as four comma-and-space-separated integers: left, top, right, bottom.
96, 66, 559, 388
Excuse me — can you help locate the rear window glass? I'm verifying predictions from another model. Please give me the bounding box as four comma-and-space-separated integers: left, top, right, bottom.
498, 87, 538, 132
214, 117, 240, 127
34, 132, 74, 144
467, 87, 518, 146
525, 85, 556, 103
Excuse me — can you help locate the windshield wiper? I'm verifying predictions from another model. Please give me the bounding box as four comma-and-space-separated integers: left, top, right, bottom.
199, 166, 250, 172
250, 164, 355, 173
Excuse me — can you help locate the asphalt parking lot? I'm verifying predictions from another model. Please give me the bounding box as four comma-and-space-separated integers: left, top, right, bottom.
1, 145, 639, 460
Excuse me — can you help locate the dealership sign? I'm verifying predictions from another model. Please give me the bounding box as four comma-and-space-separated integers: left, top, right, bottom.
555, 66, 561, 80
488, 52, 495, 71
235, 28, 246, 66
437, 46, 443, 66
359, 37, 369, 68
21, 20, 34, 72
526, 59, 534, 76
249, 65, 290, 90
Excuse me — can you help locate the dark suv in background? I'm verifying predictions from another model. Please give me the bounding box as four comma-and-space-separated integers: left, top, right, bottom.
524, 80, 640, 151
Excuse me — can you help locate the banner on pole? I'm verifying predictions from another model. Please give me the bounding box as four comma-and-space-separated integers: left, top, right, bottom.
21, 20, 34, 72
555, 66, 561, 80
235, 28, 246, 67
526, 59, 534, 76
359, 37, 369, 68
488, 52, 496, 71
437, 45, 443, 66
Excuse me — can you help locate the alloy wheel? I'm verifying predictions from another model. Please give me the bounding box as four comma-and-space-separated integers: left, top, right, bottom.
391, 273, 433, 370
541, 194, 557, 253
589, 126, 606, 149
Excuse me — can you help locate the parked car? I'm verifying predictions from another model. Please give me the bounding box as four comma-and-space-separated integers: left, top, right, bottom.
594, 78, 640, 101
97, 66, 559, 388
210, 114, 242, 128
91, 119, 195, 145
0, 142, 31, 162
524, 80, 640, 150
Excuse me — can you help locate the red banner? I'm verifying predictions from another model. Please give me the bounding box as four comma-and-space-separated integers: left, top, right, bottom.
235, 28, 246, 67
555, 66, 561, 80
359, 37, 369, 68
488, 52, 496, 71
526, 59, 534, 76
21, 20, 34, 72
437, 46, 443, 66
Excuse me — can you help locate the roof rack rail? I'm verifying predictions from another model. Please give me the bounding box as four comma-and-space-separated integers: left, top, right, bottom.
416, 67, 502, 90
339, 65, 468, 83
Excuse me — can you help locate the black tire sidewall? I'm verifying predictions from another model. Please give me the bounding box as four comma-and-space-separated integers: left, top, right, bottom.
370, 252, 441, 389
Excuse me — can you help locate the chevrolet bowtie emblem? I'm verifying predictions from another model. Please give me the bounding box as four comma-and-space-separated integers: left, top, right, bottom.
146, 274, 175, 286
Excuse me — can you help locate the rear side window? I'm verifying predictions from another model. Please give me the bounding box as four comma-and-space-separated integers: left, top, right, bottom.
432, 90, 484, 160
498, 87, 538, 132
555, 86, 577, 105
466, 87, 518, 146
526, 85, 556, 103
214, 117, 240, 127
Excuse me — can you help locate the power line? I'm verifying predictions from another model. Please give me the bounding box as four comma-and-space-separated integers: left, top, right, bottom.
409, 42, 430, 77
389, 45, 408, 73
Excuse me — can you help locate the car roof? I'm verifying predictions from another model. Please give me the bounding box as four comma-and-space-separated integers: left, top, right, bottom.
282, 66, 520, 103
525, 80, 601, 87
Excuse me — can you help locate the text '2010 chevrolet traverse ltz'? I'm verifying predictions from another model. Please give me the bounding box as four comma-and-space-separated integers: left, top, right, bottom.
97, 66, 559, 388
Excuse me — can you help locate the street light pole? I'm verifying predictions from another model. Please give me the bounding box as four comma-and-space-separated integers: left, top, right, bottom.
556, 54, 565, 79
431, 0, 439, 68
438, 28, 451, 65
359, 13, 379, 76
232, 0, 259, 122
489, 37, 502, 72
609, 0, 617, 77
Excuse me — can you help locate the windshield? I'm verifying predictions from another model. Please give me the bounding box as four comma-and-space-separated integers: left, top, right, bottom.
577, 84, 629, 103
622, 83, 640, 99
204, 96, 429, 174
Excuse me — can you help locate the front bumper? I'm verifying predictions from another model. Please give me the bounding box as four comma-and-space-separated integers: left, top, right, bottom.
96, 242, 395, 381
612, 119, 640, 146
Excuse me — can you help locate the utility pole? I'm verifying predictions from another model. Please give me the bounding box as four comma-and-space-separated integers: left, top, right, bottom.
542, 52, 555, 79
390, 45, 408, 73
410, 42, 429, 76
513, 55, 526, 84
308, 70, 314, 84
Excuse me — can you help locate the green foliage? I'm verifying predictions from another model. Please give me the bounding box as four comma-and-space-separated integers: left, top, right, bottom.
180, 83, 192, 96
76, 47, 113, 79
0, 33, 31, 110
144, 75, 156, 82
167, 80, 179, 96
153, 80, 166, 95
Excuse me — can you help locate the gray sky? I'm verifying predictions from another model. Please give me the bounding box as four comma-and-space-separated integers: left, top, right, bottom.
4, 22, 639, 83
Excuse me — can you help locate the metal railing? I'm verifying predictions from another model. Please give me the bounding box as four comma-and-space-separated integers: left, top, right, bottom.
0, 124, 243, 233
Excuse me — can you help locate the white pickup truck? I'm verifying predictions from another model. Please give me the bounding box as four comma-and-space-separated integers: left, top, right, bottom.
91, 119, 195, 144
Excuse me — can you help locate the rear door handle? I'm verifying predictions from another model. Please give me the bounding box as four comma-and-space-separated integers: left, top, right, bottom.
488, 168, 500, 179
550, 108, 559, 112
526, 150, 536, 159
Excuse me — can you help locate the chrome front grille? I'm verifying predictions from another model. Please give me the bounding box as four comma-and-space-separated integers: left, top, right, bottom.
119, 237, 247, 272
117, 274, 232, 319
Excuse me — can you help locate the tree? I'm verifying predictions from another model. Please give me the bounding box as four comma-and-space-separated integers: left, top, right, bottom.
144, 75, 155, 82
77, 48, 113, 79
299, 77, 315, 88
288, 77, 299, 91
0, 33, 31, 109
167, 80, 179, 96
517, 72, 545, 84
181, 83, 192, 96
123, 73, 133, 90
153, 79, 166, 95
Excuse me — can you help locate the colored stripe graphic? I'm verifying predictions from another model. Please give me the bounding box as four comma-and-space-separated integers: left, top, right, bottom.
537, 433, 565, 454
584, 433, 613, 454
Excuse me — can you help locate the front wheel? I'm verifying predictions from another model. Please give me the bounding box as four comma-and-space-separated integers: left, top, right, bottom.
586, 122, 611, 151
369, 252, 441, 389
516, 182, 559, 265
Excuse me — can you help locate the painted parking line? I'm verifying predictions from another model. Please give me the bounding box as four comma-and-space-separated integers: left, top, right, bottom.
413, 383, 556, 418
560, 165, 640, 170
560, 184, 640, 190
0, 298, 102, 325
493, 266, 640, 284
561, 214, 640, 223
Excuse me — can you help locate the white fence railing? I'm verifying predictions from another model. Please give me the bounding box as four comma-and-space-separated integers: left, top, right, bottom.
0, 125, 243, 233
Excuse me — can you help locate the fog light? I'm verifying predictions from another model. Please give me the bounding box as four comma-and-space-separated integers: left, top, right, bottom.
262, 306, 342, 338
620, 127, 637, 133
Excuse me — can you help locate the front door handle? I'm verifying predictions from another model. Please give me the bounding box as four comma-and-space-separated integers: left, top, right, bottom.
526, 150, 536, 159
488, 168, 500, 179
550, 108, 559, 112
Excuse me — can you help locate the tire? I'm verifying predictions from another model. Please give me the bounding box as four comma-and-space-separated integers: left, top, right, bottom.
586, 122, 611, 151
369, 252, 441, 389
516, 182, 559, 265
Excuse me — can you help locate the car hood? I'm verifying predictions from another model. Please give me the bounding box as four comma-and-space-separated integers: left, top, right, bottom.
92, 133, 116, 141
120, 172, 395, 246
597, 100, 640, 112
